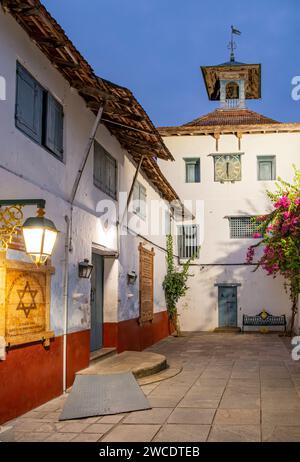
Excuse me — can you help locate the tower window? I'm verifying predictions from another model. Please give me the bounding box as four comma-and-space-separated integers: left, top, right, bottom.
184, 158, 200, 183
226, 81, 240, 100
257, 156, 276, 181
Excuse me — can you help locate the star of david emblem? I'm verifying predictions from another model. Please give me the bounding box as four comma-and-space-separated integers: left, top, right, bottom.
16, 281, 38, 318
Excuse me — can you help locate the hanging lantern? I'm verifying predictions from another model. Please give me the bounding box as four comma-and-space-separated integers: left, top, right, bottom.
22, 208, 58, 265
78, 259, 93, 279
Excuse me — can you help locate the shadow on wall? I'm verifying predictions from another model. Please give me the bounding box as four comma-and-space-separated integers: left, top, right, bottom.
176, 196, 291, 331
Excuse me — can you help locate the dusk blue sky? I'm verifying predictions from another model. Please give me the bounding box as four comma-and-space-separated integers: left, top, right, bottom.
43, 0, 300, 127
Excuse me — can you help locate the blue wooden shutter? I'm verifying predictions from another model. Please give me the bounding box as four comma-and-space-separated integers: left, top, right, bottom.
15, 63, 43, 143
45, 93, 64, 158
107, 155, 117, 199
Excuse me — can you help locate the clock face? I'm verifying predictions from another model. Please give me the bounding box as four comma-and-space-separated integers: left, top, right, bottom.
214, 155, 241, 182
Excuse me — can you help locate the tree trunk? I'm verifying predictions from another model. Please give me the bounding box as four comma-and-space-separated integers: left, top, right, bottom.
289, 294, 298, 336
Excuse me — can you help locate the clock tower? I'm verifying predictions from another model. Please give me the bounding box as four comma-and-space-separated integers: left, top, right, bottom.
201, 27, 261, 110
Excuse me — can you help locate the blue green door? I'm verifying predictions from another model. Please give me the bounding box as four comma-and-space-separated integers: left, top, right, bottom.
218, 286, 237, 327
90, 253, 104, 352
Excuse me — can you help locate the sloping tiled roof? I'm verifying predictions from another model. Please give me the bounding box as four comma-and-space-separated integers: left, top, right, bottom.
157, 107, 300, 137
1, 0, 181, 203
183, 108, 279, 127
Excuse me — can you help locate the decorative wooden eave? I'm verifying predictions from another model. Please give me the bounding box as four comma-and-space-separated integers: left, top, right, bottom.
1, 0, 180, 203
201, 62, 261, 100
158, 122, 300, 137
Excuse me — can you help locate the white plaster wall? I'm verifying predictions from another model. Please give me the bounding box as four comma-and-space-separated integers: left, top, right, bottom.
178, 265, 291, 331
117, 154, 169, 322
158, 130, 300, 330
0, 10, 169, 335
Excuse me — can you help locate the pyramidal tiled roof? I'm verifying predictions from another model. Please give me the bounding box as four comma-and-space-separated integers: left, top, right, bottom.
182, 108, 280, 127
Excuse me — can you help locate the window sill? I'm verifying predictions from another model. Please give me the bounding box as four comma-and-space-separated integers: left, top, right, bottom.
15, 123, 64, 163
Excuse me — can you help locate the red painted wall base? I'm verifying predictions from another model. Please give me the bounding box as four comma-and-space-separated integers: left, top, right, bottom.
103, 310, 172, 352
0, 330, 90, 425
0, 311, 171, 424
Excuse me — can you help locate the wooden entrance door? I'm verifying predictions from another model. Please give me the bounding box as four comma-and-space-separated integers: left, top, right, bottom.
218, 286, 237, 327
90, 253, 104, 352
139, 244, 155, 324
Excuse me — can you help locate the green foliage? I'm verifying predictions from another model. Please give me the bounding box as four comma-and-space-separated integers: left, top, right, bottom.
163, 234, 196, 322
246, 165, 300, 334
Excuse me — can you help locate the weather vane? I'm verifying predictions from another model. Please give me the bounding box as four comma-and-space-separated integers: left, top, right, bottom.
228, 25, 241, 62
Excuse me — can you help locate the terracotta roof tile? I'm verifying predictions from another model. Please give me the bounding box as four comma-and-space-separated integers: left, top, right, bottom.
183, 108, 279, 127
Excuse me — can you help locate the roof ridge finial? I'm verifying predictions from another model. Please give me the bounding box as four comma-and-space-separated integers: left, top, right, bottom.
228, 25, 241, 62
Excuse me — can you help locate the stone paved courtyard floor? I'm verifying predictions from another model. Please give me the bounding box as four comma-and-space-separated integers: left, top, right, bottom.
2, 332, 300, 442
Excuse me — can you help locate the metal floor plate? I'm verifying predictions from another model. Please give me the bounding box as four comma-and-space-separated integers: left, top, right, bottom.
59, 372, 151, 421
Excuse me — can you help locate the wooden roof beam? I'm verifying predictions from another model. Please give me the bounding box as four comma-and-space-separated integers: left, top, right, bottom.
20, 6, 40, 16
4, 1, 33, 11
118, 136, 161, 150
105, 112, 144, 122
32, 36, 66, 48
72, 80, 130, 103
53, 57, 79, 69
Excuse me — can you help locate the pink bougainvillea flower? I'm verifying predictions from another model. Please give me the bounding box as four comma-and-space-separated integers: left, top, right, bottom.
253, 232, 262, 238
274, 196, 291, 209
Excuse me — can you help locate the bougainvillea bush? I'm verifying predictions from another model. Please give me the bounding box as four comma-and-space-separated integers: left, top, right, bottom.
246, 166, 300, 334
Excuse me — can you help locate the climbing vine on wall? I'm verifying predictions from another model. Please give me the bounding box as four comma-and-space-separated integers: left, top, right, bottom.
163, 234, 197, 334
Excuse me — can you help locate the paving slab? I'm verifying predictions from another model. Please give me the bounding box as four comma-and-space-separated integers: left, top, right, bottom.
214, 409, 260, 425
154, 424, 210, 442
101, 424, 161, 442
123, 408, 173, 424
168, 408, 215, 425
262, 425, 300, 442
208, 425, 261, 442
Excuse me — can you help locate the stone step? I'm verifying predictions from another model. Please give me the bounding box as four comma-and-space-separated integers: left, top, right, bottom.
89, 347, 117, 363
78, 350, 167, 379
214, 327, 241, 333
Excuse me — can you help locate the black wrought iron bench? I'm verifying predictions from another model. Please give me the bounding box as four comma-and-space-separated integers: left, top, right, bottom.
242, 310, 286, 332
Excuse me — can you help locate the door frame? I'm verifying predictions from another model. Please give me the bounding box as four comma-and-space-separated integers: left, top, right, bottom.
215, 282, 241, 328
90, 252, 104, 353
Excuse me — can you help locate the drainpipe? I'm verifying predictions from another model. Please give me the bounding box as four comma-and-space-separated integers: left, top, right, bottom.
62, 105, 104, 394
62, 215, 70, 394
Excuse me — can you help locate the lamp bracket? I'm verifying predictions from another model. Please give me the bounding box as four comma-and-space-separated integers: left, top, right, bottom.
0, 205, 24, 251
0, 199, 46, 209
0, 199, 47, 251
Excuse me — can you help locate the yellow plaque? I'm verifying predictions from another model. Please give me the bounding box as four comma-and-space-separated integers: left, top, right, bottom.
0, 254, 54, 347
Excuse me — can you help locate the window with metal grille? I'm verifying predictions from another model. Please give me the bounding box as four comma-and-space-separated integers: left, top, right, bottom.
93, 140, 117, 199
15, 62, 64, 160
229, 216, 259, 239
178, 224, 199, 259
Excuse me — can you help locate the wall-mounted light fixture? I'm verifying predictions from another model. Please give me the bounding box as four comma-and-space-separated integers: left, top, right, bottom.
127, 270, 137, 284
78, 259, 93, 279
0, 199, 58, 265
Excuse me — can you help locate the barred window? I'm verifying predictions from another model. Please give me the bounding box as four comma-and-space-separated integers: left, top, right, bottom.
178, 224, 199, 259
229, 216, 259, 239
